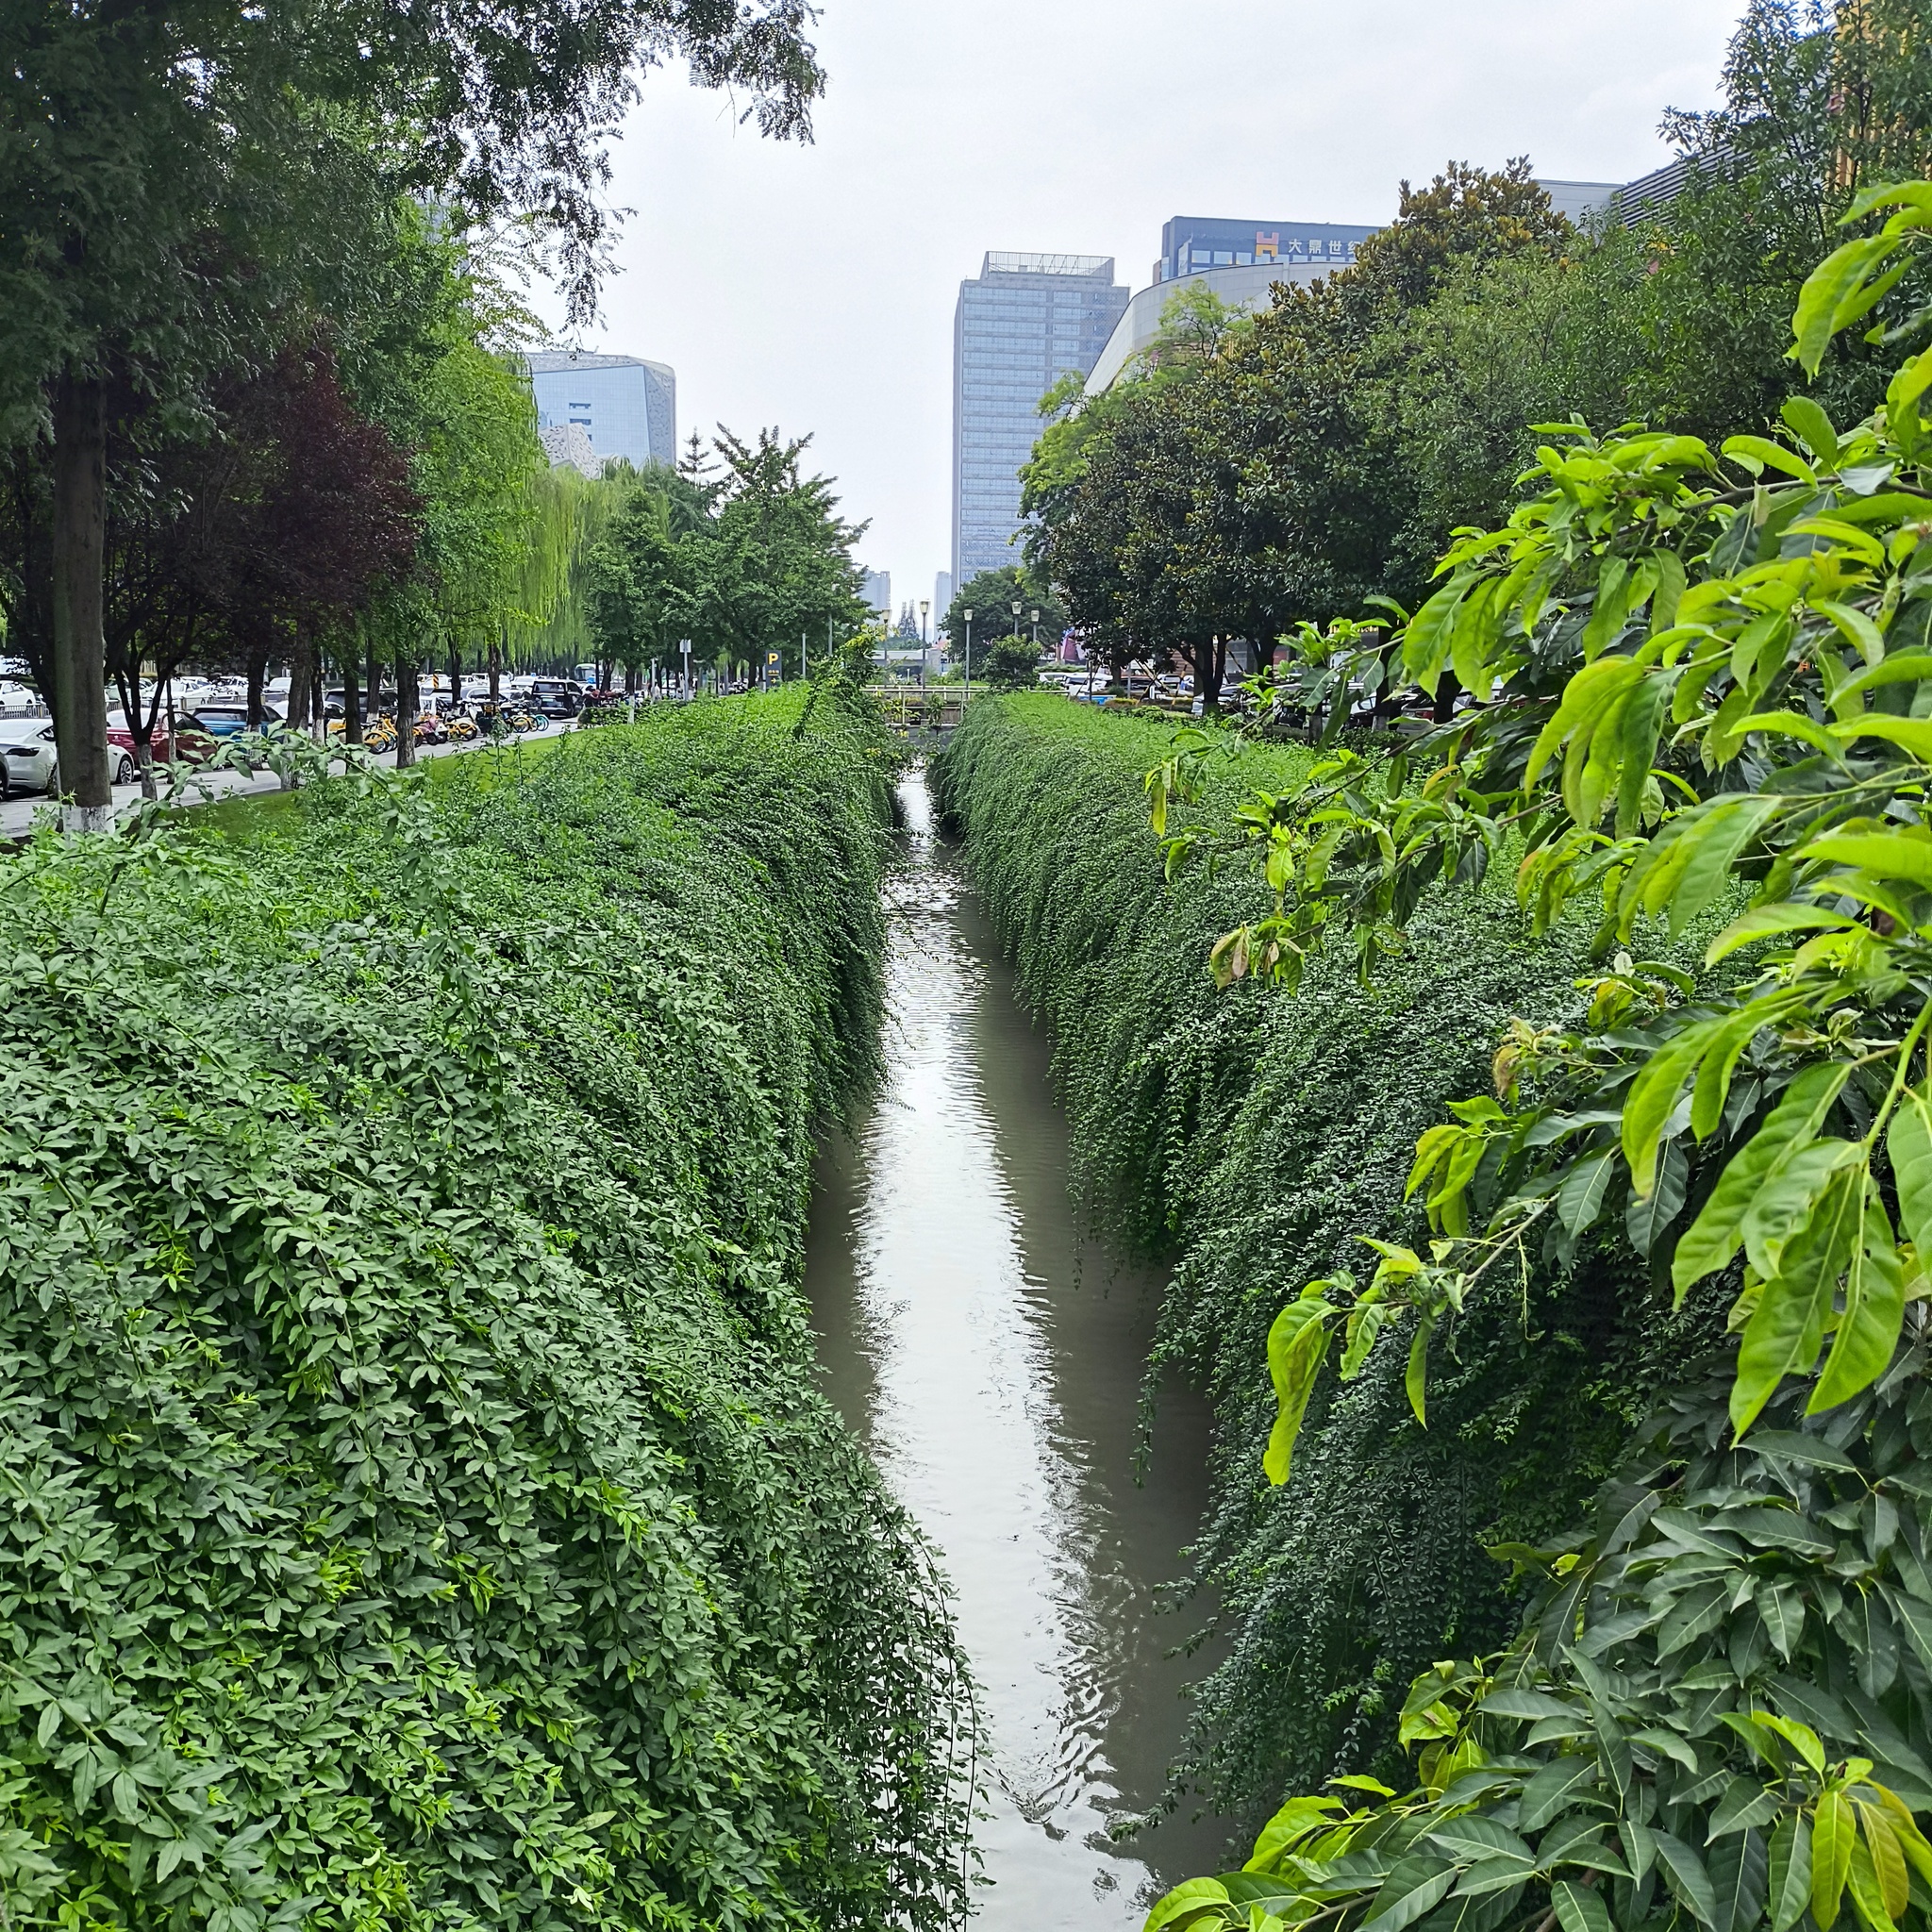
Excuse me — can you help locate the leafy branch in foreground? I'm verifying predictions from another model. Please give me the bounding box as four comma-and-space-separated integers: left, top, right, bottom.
1147, 180, 1932, 1456
1149, 1349, 1932, 1932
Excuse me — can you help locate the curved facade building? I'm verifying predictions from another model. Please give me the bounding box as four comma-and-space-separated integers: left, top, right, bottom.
526, 351, 676, 474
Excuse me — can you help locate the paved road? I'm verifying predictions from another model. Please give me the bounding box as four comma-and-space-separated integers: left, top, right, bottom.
0, 719, 563, 840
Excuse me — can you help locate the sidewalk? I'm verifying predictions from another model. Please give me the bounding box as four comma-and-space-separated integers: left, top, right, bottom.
0, 721, 559, 840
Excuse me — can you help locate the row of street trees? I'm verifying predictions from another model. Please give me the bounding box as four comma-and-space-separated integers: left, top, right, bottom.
1019, 0, 1932, 713
583, 429, 872, 685
1, 0, 824, 819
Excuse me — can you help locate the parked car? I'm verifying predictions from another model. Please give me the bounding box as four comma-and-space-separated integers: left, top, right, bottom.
189, 704, 282, 742
0, 718, 59, 797
107, 717, 216, 773
528, 678, 583, 719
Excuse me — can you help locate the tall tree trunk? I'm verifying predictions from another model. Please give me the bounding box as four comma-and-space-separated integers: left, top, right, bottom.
446, 641, 462, 710
343, 639, 363, 746
310, 652, 325, 746
365, 628, 383, 727
1431, 673, 1462, 725
246, 643, 269, 729
288, 626, 314, 730
49, 372, 110, 830
395, 656, 419, 769
489, 626, 503, 703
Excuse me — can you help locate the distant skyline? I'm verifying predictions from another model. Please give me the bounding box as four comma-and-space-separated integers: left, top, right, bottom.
540, 0, 1744, 612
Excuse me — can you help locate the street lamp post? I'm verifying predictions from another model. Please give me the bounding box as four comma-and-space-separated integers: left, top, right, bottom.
1030, 608, 1041, 651
1009, 599, 1023, 640
919, 599, 929, 700
679, 639, 692, 699
962, 608, 974, 709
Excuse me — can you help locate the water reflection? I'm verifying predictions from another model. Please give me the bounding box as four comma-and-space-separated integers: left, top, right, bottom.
803, 769, 1227, 1927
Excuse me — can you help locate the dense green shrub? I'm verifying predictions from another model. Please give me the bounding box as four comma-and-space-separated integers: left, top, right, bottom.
932, 696, 1724, 1828
0, 696, 970, 1930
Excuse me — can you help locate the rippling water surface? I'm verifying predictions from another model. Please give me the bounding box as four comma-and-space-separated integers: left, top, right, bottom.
803, 769, 1228, 1927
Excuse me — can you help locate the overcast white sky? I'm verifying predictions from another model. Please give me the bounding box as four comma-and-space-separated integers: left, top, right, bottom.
558, 0, 1747, 613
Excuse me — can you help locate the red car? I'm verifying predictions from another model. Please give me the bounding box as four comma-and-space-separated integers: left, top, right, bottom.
106, 718, 217, 781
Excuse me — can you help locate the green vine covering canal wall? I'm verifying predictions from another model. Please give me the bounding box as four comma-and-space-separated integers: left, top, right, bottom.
0, 695, 970, 1930
931, 695, 1724, 1825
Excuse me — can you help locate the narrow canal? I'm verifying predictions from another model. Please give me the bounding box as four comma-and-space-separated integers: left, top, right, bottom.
804, 769, 1229, 1927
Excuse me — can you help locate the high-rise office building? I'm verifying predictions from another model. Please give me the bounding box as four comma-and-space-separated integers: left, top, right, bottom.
861, 569, 892, 617
934, 571, 954, 623
952, 252, 1128, 586
525, 351, 676, 473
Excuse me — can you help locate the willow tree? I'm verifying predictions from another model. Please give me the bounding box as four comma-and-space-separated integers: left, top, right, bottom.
3, 0, 824, 823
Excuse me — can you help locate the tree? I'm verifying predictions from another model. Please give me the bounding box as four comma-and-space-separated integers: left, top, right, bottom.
1, 0, 824, 823
940, 566, 1064, 662
979, 638, 1041, 689
691, 426, 868, 678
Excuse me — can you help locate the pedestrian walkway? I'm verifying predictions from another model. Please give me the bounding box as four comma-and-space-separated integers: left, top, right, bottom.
0, 722, 558, 840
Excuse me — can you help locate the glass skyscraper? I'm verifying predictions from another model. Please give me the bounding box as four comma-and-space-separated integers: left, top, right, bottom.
952, 252, 1127, 585
525, 351, 676, 473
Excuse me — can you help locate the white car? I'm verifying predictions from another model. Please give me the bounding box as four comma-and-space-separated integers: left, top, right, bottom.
0, 719, 59, 798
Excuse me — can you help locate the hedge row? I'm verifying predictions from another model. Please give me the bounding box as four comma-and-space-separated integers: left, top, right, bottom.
931, 695, 1724, 1831
0, 696, 970, 1931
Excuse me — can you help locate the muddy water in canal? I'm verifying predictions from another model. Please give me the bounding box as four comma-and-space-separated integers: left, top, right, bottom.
804, 769, 1229, 1927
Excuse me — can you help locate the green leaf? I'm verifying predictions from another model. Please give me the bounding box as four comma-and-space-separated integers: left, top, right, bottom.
1706, 902, 1860, 965
1519, 1756, 1597, 1833
1246, 1795, 1343, 1873
1262, 1294, 1338, 1486
1624, 1020, 1724, 1198
1673, 1062, 1853, 1301
1761, 1585, 1807, 1662
1886, 1085, 1932, 1259
1770, 1812, 1815, 1932
1144, 1876, 1234, 1929
1815, 1790, 1857, 1929
1846, 1830, 1897, 1932
1710, 1778, 1782, 1840
1558, 1147, 1620, 1234
1656, 1827, 1721, 1927
1782, 395, 1841, 469
1628, 1138, 1689, 1257
1733, 1162, 1863, 1438
1406, 1315, 1434, 1429
1710, 1827, 1771, 1932
1793, 237, 1896, 375
1724, 435, 1818, 484
1802, 824, 1932, 888
1809, 1187, 1904, 1413
1479, 1689, 1580, 1722
1549, 1879, 1612, 1932
1360, 1857, 1457, 1932
1826, 713, 1932, 762
1425, 1818, 1535, 1866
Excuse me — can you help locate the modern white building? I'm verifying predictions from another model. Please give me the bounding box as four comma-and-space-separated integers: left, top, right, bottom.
861, 569, 892, 617
525, 351, 676, 473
